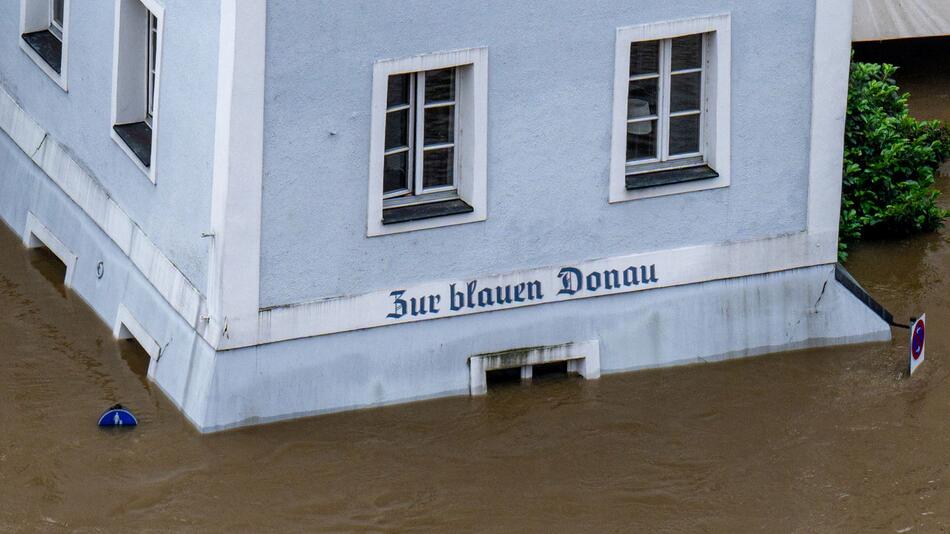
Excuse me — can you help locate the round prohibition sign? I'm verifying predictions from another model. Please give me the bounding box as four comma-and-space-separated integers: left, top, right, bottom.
911, 319, 926, 361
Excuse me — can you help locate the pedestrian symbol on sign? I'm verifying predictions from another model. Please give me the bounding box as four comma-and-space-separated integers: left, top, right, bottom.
97, 404, 138, 427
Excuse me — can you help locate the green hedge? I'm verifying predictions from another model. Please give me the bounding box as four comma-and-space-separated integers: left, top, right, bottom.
840, 60, 949, 261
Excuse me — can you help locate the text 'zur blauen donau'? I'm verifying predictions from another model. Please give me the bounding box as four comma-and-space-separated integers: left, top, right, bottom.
386, 264, 659, 320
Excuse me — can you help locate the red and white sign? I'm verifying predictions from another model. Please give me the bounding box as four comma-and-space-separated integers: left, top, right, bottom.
909, 314, 926, 376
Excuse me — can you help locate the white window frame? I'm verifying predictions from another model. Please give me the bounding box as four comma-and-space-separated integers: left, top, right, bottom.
382, 69, 462, 206
49, 0, 64, 39
110, 0, 164, 184
18, 0, 70, 91
626, 37, 706, 170
367, 47, 488, 237
146, 11, 157, 127
382, 74, 415, 200
609, 14, 731, 203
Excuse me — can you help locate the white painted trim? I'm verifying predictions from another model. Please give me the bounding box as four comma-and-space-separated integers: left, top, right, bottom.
469, 340, 601, 395
49, 0, 64, 38
367, 47, 488, 236
109, 0, 122, 124
609, 13, 731, 203
113, 304, 162, 363
110, 0, 164, 184
22, 211, 78, 288
807, 0, 853, 249
146, 0, 164, 183
18, 0, 70, 91
0, 85, 208, 338
205, 0, 266, 348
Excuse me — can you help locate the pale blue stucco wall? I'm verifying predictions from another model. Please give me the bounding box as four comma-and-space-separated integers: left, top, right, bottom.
259, 0, 817, 308
0, 0, 218, 291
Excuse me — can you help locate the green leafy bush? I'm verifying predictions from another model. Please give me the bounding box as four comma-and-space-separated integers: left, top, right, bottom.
840, 60, 950, 261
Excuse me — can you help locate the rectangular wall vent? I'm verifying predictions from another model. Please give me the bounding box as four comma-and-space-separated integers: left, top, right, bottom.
468, 340, 601, 395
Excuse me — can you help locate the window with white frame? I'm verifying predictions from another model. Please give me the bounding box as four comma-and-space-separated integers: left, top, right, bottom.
18, 0, 70, 87
49, 0, 64, 39
146, 11, 157, 126
626, 35, 705, 171
367, 48, 488, 237
111, 0, 163, 182
383, 68, 459, 207
609, 15, 731, 203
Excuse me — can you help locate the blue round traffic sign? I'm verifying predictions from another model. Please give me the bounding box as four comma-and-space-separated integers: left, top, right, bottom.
97, 404, 138, 427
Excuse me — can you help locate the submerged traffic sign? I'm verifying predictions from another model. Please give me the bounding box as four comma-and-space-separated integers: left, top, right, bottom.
909, 314, 926, 376
97, 404, 138, 427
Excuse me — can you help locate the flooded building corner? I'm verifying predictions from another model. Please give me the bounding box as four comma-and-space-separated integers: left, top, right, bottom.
0, 0, 893, 433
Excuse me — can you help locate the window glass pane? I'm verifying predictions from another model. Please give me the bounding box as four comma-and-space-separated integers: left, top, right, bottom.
629, 40, 659, 76
671, 34, 702, 71
384, 152, 409, 194
424, 106, 454, 146
669, 114, 701, 155
385, 109, 409, 150
626, 120, 657, 162
425, 69, 455, 103
387, 74, 410, 108
670, 72, 702, 113
627, 78, 658, 119
422, 148, 454, 189
147, 16, 156, 118
150, 27, 157, 62
52, 0, 64, 26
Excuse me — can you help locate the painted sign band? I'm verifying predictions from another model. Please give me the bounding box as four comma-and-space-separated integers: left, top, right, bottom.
247, 230, 835, 350
386, 264, 659, 320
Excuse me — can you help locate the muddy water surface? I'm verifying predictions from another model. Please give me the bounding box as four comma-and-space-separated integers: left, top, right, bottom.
1, 40, 949, 532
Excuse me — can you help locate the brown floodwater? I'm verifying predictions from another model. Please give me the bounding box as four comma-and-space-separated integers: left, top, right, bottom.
1, 39, 949, 533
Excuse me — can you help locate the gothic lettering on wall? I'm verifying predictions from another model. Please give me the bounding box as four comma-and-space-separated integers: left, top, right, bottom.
386, 264, 659, 320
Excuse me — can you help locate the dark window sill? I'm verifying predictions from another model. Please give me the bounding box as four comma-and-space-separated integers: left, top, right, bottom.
625, 164, 719, 191
113, 122, 153, 168
22, 30, 62, 74
383, 198, 473, 225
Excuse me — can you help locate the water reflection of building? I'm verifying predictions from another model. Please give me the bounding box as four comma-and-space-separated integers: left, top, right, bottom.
0, 1, 892, 432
